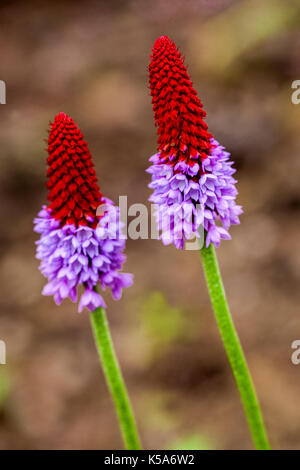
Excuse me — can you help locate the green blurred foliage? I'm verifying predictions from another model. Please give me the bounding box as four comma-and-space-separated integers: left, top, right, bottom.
169, 434, 213, 450
139, 390, 178, 433
140, 291, 189, 348
190, 0, 300, 77
0, 369, 11, 409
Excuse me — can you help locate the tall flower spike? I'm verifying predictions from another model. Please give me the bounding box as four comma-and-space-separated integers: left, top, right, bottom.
147, 36, 242, 248
34, 112, 133, 312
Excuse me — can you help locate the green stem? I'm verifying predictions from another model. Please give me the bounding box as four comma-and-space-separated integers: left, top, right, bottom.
90, 307, 141, 450
200, 242, 270, 450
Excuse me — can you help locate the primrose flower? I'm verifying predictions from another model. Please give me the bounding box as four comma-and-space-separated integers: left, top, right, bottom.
34, 112, 132, 312
147, 36, 242, 249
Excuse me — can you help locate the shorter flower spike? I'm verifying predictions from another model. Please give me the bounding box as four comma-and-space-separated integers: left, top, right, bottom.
147, 36, 242, 249
34, 113, 133, 312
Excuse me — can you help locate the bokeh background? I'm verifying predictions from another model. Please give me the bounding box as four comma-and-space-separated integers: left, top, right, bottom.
0, 0, 300, 450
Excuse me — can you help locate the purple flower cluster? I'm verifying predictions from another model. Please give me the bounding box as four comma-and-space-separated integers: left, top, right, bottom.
147, 138, 243, 249
34, 199, 133, 312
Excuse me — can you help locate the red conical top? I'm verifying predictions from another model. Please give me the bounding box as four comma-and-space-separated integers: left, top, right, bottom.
46, 113, 103, 228
149, 36, 213, 167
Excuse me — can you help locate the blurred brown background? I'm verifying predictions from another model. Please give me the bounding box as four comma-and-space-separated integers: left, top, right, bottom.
0, 0, 300, 450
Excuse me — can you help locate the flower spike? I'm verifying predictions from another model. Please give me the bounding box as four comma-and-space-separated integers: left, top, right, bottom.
147, 37, 270, 451
34, 113, 133, 312
148, 36, 242, 248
